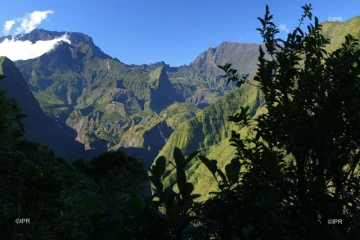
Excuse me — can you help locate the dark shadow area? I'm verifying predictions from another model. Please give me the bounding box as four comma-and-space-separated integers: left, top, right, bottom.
85, 132, 108, 154
143, 120, 173, 152
37, 79, 54, 90
116, 79, 125, 88
53, 113, 100, 160
56, 112, 78, 139
80, 106, 95, 116
119, 147, 158, 170
28, 84, 39, 92
197, 102, 210, 110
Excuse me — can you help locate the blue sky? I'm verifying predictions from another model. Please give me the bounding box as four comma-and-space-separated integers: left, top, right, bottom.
1, 0, 359, 66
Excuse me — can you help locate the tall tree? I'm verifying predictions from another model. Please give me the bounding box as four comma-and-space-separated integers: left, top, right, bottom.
206, 3, 360, 239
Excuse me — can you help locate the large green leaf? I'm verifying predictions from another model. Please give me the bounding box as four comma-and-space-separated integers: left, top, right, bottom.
173, 147, 186, 169
168, 201, 179, 224
185, 150, 200, 166
174, 148, 186, 189
230, 158, 240, 183
81, 196, 104, 217
148, 175, 163, 192
154, 156, 166, 178
179, 182, 194, 201
225, 164, 234, 184
198, 155, 218, 175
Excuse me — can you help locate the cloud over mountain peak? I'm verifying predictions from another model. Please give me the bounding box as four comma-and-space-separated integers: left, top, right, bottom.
0, 34, 70, 61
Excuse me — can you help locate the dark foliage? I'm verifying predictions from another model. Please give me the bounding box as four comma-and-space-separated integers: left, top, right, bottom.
0, 4, 359, 240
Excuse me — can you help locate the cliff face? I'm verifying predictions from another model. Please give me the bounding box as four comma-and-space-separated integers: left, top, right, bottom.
190, 42, 264, 80
0, 56, 90, 161
148, 67, 183, 112
3, 29, 266, 164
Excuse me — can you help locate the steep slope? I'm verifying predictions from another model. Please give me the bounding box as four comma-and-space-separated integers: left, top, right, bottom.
167, 42, 265, 108
159, 102, 200, 130
190, 42, 263, 80
0, 57, 92, 161
1, 29, 264, 164
155, 82, 264, 200
157, 81, 262, 162
186, 106, 267, 201
8, 30, 180, 162
156, 16, 360, 200
321, 16, 360, 52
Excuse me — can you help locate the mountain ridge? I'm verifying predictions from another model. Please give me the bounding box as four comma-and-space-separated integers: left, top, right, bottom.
0, 56, 99, 161
3, 28, 263, 164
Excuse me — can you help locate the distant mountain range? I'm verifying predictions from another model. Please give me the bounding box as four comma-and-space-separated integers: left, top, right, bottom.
0, 28, 264, 166
0, 56, 98, 161
154, 15, 360, 199
0, 15, 358, 170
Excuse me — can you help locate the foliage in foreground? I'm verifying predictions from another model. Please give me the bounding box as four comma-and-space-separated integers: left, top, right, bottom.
1, 4, 360, 240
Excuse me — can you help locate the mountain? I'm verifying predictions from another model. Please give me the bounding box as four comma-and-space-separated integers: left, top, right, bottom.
154, 16, 360, 199
2, 15, 354, 166
156, 80, 264, 199
166, 42, 265, 109
2, 29, 181, 164
0, 28, 264, 165
321, 16, 360, 52
0, 28, 112, 60
190, 42, 262, 79
0, 56, 95, 161
157, 81, 262, 161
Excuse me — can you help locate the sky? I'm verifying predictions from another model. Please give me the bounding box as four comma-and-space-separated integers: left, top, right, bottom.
0, 0, 359, 66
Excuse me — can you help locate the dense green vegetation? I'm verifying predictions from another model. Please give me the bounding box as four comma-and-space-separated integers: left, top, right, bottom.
0, 56, 90, 161
0, 81, 147, 238
10, 28, 263, 162
1, 4, 360, 240
156, 14, 360, 200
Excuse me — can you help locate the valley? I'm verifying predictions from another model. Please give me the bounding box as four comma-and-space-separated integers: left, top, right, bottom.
0, 29, 264, 166
0, 2, 359, 238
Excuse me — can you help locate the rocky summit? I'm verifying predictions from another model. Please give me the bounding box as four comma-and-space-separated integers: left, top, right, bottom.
1, 28, 263, 166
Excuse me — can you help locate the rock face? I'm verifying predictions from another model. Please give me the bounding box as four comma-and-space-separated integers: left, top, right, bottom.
148, 67, 183, 112
0, 28, 111, 60
0, 57, 91, 161
1, 28, 265, 164
190, 42, 265, 80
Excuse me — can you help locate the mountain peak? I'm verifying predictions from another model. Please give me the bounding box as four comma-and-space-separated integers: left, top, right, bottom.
0, 28, 95, 47
0, 56, 12, 64
148, 66, 168, 88
0, 29, 114, 61
0, 56, 18, 72
0, 57, 88, 161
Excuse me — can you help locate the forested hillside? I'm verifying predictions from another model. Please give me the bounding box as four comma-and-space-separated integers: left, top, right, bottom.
0, 4, 359, 240
0, 29, 265, 163
0, 56, 96, 161
155, 15, 360, 199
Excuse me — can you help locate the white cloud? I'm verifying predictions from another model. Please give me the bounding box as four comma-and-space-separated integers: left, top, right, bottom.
3, 20, 15, 35
2, 10, 54, 35
0, 34, 71, 61
279, 24, 289, 33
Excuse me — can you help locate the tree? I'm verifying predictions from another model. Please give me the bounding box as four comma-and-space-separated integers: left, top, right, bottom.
201, 3, 360, 239
2, 3, 360, 239
0, 75, 26, 148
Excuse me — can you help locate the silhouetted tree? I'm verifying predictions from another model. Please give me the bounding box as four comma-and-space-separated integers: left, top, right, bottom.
204, 4, 360, 239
